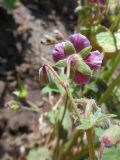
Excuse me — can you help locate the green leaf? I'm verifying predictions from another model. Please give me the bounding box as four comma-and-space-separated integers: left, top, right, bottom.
27, 147, 52, 160
79, 46, 92, 58
91, 108, 103, 122
102, 145, 120, 160
95, 128, 105, 137
41, 81, 64, 94
54, 59, 67, 68
77, 60, 92, 76
96, 31, 120, 53
4, 0, 17, 10
64, 41, 76, 55
77, 119, 94, 130
96, 114, 116, 125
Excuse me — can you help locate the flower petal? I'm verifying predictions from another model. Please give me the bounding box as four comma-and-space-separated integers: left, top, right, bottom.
84, 50, 103, 69
69, 33, 90, 53
73, 70, 90, 85
52, 42, 66, 62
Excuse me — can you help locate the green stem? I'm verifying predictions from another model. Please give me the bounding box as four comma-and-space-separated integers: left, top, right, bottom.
110, 14, 120, 33
58, 130, 83, 160
98, 75, 120, 104
103, 51, 120, 81
45, 64, 83, 159
45, 64, 66, 88
85, 101, 95, 160
86, 128, 95, 160
22, 107, 39, 112
60, 95, 68, 124
65, 88, 81, 120
46, 64, 81, 120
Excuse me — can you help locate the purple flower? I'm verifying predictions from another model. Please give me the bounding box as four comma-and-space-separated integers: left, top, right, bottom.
68, 33, 90, 52
84, 50, 103, 69
52, 33, 103, 84
52, 33, 90, 62
69, 51, 103, 84
52, 42, 66, 62
73, 71, 90, 85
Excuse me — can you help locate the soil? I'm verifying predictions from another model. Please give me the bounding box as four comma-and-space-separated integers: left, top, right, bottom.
0, 1, 77, 159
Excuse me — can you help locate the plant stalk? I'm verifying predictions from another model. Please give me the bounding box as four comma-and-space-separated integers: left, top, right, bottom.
65, 88, 81, 120
103, 51, 120, 82
45, 64, 66, 88
99, 75, 120, 104
85, 100, 95, 160
86, 128, 95, 160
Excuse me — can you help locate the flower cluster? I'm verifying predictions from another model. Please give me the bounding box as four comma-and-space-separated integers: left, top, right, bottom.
52, 33, 103, 84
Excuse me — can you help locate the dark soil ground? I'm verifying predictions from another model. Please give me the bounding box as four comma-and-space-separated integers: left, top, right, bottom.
0, 1, 77, 159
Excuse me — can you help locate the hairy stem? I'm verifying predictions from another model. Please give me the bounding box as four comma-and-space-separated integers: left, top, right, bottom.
85, 101, 95, 160
45, 64, 66, 88
86, 128, 95, 160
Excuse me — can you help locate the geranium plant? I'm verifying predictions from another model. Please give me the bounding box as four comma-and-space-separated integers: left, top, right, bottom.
37, 33, 118, 160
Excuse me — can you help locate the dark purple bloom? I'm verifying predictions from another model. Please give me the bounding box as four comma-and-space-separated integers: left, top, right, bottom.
52, 33, 103, 85
68, 33, 90, 52
69, 51, 102, 84
52, 42, 66, 62
52, 33, 90, 62
84, 50, 103, 69
74, 71, 90, 85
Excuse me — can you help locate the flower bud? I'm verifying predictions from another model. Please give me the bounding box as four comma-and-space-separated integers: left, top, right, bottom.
5, 100, 20, 111
100, 125, 120, 147
39, 65, 54, 85
52, 30, 64, 40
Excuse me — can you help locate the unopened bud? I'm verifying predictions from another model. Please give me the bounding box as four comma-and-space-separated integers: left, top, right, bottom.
39, 65, 54, 85
100, 125, 120, 147
52, 30, 64, 40
5, 100, 20, 111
